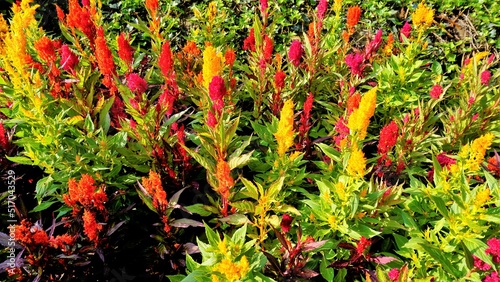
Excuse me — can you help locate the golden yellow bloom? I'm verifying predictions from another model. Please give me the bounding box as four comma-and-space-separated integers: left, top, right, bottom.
348, 87, 377, 140
202, 45, 224, 89
347, 144, 366, 178
217, 237, 228, 256
459, 133, 494, 172
0, 16, 8, 55
274, 99, 295, 157
328, 215, 337, 229
333, 0, 342, 18
412, 2, 434, 30
0, 0, 39, 90
207, 1, 217, 23
475, 188, 490, 208
213, 256, 250, 282
383, 33, 394, 57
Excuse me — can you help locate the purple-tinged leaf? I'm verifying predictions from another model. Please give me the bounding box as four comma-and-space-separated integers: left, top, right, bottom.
302, 240, 327, 252
370, 256, 398, 265
170, 218, 204, 228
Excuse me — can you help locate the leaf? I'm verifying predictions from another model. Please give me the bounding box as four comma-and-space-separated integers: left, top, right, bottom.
6, 156, 33, 165
317, 143, 341, 162
106, 220, 127, 236
262, 251, 283, 276
376, 265, 390, 282
219, 213, 250, 225
418, 242, 463, 278
240, 177, 259, 200
461, 237, 495, 270
31, 201, 57, 212
167, 274, 186, 282
169, 187, 188, 207
231, 224, 247, 246
84, 114, 94, 132
267, 176, 285, 199
320, 256, 334, 282
370, 256, 398, 265
302, 240, 327, 252
182, 145, 215, 172
230, 200, 255, 213
228, 150, 254, 170
430, 195, 449, 219
170, 219, 204, 228
184, 204, 213, 216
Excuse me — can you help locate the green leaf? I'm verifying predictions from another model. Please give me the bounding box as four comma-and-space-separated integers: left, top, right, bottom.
228, 150, 254, 170
185, 204, 213, 216
182, 145, 215, 172
462, 237, 495, 270
267, 176, 284, 199
231, 224, 247, 246
376, 265, 389, 282
31, 201, 57, 212
240, 177, 259, 200
419, 242, 463, 278
320, 256, 334, 282
84, 114, 94, 132
316, 143, 341, 162
204, 222, 220, 246
231, 200, 255, 213
219, 213, 250, 225
167, 274, 186, 282
429, 195, 449, 219
6, 156, 34, 165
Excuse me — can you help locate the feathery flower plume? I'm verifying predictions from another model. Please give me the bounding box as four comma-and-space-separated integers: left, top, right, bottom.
63, 174, 107, 212
274, 99, 295, 156
317, 0, 328, 21
481, 70, 492, 85
95, 27, 115, 76
281, 214, 293, 233
145, 0, 159, 18
400, 21, 412, 41
347, 93, 361, 114
213, 256, 250, 282
486, 238, 500, 263
159, 41, 174, 79
263, 35, 274, 62
202, 45, 223, 89
0, 15, 8, 55
60, 44, 79, 74
288, 40, 303, 67
215, 157, 234, 200
260, 0, 268, 14
378, 121, 398, 155
82, 209, 102, 244
429, 84, 443, 99
243, 28, 256, 52
127, 73, 148, 94
117, 33, 134, 68
347, 144, 366, 178
224, 48, 236, 67
207, 110, 217, 128
412, 2, 434, 30
34, 36, 59, 64
383, 33, 394, 56
345, 53, 364, 76
275, 70, 286, 90
66, 0, 96, 44
346, 6, 362, 29
209, 76, 226, 112
348, 87, 377, 140
0, 121, 9, 151
458, 133, 494, 172
141, 170, 168, 211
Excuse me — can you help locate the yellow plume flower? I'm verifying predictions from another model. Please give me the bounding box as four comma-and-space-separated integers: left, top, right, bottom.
348, 87, 377, 140
412, 2, 434, 30
475, 188, 490, 208
213, 256, 250, 282
459, 133, 494, 172
202, 45, 223, 89
0, 16, 8, 55
274, 100, 295, 157
347, 144, 366, 178
207, 1, 217, 23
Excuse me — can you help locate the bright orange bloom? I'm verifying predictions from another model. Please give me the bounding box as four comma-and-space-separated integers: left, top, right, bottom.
346, 6, 362, 29
117, 33, 134, 68
34, 36, 59, 64
347, 93, 361, 114
14, 220, 49, 247
225, 48, 236, 67
95, 27, 115, 77
49, 234, 75, 252
66, 0, 96, 43
183, 40, 201, 56
348, 87, 377, 140
141, 170, 168, 211
216, 158, 234, 199
83, 209, 102, 244
274, 99, 295, 157
383, 33, 394, 56
145, 0, 159, 17
63, 174, 107, 211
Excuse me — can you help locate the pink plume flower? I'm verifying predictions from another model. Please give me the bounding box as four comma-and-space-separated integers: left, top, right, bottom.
429, 85, 443, 99
127, 73, 148, 94
60, 44, 79, 74
288, 40, 303, 67
345, 53, 364, 76
481, 70, 492, 85
317, 0, 328, 21
400, 21, 412, 41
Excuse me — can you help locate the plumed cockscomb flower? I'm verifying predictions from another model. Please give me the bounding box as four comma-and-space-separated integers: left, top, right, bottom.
378, 121, 399, 155
207, 110, 217, 128
486, 238, 500, 263
429, 84, 443, 99
263, 35, 274, 62
275, 70, 286, 90
346, 5, 362, 28
412, 2, 434, 30
0, 121, 9, 151
481, 70, 492, 85
159, 41, 174, 78
473, 255, 491, 271
127, 73, 148, 94
280, 214, 293, 233
317, 0, 328, 21
209, 76, 226, 112
274, 99, 295, 156
400, 21, 412, 41
345, 53, 364, 76
83, 209, 102, 244
484, 271, 500, 282
117, 33, 134, 68
347, 144, 366, 178
243, 28, 256, 52
60, 44, 79, 74
388, 268, 400, 281
288, 40, 303, 67
95, 27, 116, 77
224, 48, 236, 67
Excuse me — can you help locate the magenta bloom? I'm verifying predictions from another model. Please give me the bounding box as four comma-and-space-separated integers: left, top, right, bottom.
317, 0, 328, 21
60, 44, 79, 74
288, 40, 303, 67
207, 110, 217, 128
486, 238, 500, 263
280, 214, 293, 233
484, 272, 500, 282
127, 73, 148, 94
429, 85, 443, 99
345, 53, 364, 76
400, 21, 412, 41
365, 29, 383, 58
473, 255, 491, 271
481, 70, 492, 85
388, 268, 400, 281
209, 76, 226, 112
260, 0, 268, 13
